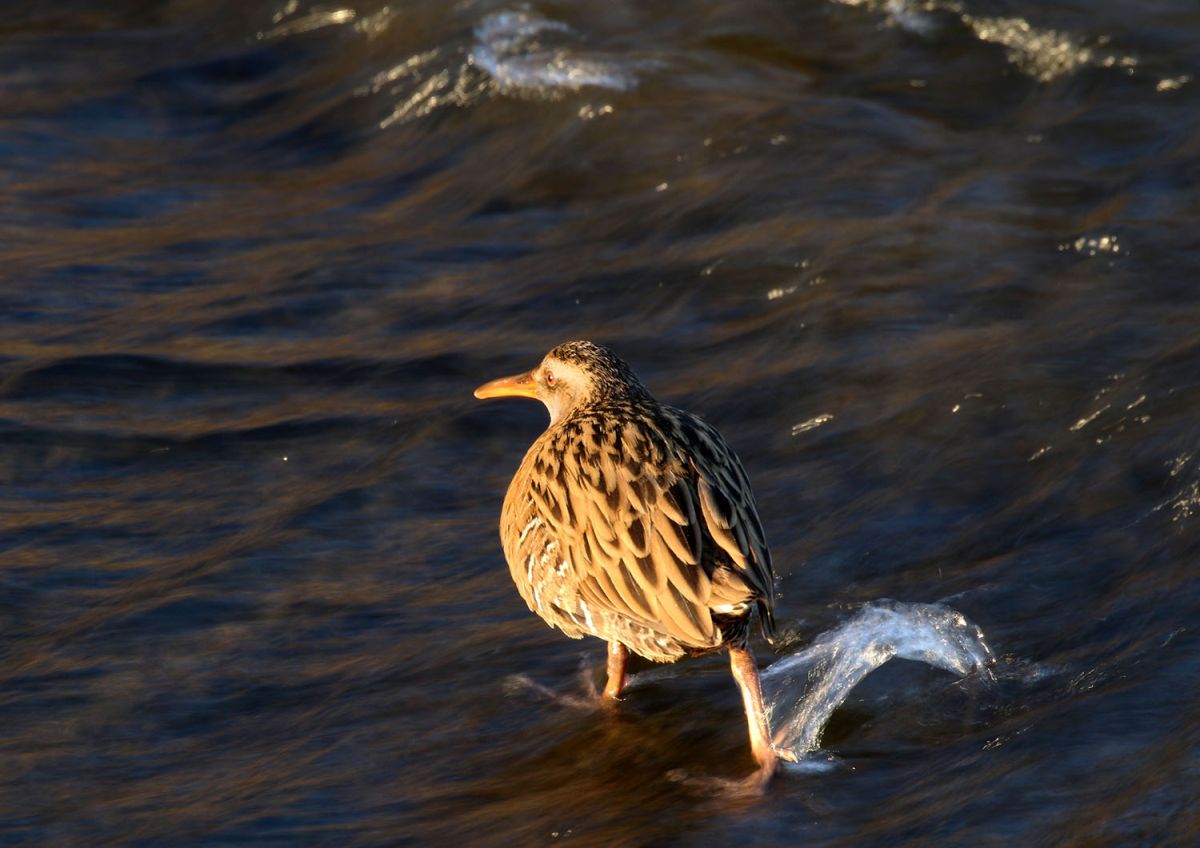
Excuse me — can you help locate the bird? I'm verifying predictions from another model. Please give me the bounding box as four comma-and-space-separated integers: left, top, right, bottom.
474, 340, 780, 787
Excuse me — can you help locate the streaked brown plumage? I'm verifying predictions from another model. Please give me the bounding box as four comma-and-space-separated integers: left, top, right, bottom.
475, 340, 779, 786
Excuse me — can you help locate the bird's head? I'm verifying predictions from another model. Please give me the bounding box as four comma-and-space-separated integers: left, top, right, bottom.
474, 340, 650, 424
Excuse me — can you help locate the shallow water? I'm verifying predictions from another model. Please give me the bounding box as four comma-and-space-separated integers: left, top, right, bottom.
1, 0, 1199, 845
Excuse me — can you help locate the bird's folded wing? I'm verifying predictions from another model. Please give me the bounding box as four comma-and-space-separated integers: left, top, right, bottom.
529, 417, 771, 649
686, 419, 774, 606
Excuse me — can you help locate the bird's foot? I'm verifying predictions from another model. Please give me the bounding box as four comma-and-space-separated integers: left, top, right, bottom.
503, 659, 623, 711
773, 744, 799, 763
577, 656, 629, 708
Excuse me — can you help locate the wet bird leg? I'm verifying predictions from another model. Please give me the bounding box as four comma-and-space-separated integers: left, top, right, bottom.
602, 641, 629, 700
729, 645, 778, 787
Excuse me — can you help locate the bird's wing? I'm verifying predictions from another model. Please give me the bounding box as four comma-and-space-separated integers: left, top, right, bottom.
684, 417, 775, 637
528, 412, 772, 650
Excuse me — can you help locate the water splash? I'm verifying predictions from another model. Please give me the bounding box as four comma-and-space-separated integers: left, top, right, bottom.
368, 7, 641, 129
833, 0, 1141, 83
762, 601, 993, 761
960, 14, 1101, 83
470, 10, 640, 94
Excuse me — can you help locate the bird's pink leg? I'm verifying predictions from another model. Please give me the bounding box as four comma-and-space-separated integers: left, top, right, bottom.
602, 641, 629, 700
729, 645, 778, 789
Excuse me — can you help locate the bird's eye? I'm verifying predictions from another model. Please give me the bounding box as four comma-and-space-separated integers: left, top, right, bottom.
545, 370, 556, 387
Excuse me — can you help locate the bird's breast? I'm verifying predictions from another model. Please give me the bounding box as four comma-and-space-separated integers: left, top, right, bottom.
498, 441, 588, 632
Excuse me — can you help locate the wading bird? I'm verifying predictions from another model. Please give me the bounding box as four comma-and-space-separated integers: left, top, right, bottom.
475, 341, 779, 788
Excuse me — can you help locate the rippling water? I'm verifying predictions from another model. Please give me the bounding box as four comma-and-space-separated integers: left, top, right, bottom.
2, 1, 1199, 844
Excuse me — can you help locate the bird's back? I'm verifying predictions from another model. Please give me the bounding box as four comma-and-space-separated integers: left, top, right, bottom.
499, 399, 774, 662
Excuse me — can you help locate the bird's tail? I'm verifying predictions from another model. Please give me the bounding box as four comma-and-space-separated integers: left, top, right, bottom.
757, 598, 777, 646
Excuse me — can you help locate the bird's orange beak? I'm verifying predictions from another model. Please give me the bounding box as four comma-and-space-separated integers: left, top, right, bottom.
474, 370, 538, 400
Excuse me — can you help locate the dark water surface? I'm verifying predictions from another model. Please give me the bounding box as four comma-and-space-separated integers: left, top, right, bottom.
2, 0, 1199, 844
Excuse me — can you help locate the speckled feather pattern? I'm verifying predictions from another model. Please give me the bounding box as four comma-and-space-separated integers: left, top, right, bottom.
498, 344, 775, 663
